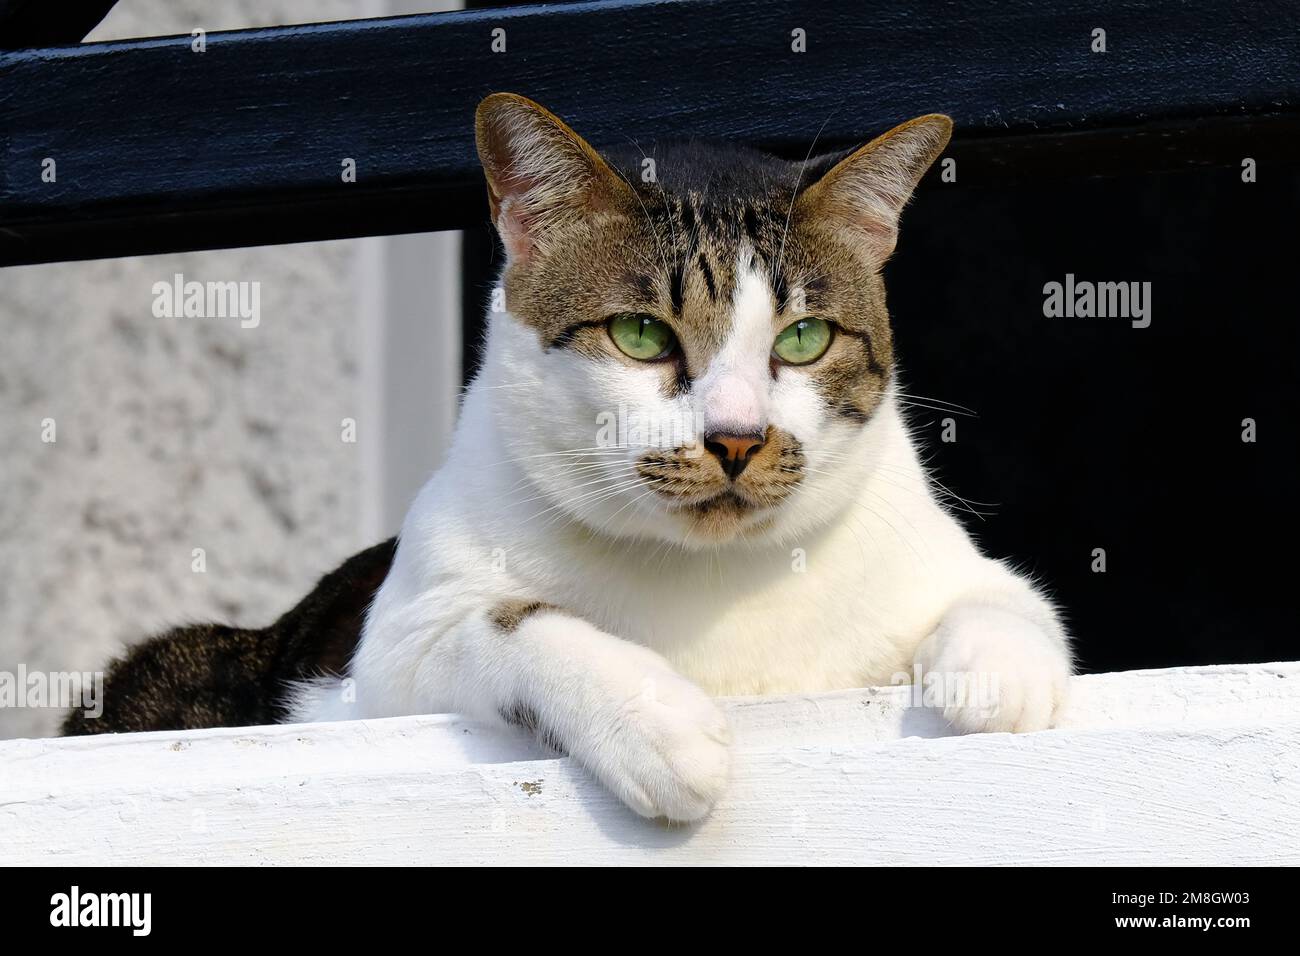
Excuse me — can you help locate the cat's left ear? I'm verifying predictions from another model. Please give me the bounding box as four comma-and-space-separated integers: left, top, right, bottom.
475, 93, 629, 263
796, 114, 952, 262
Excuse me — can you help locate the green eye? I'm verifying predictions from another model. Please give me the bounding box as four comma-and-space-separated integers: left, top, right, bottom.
609, 313, 677, 361
772, 318, 833, 365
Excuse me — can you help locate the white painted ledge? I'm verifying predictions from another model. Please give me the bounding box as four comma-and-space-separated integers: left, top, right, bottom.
3, 662, 1298, 865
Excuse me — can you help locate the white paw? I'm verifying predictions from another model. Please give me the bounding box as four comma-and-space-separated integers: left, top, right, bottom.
915, 605, 1070, 734
584, 665, 732, 822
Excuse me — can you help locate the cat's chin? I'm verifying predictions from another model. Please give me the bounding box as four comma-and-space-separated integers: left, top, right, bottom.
666, 490, 778, 547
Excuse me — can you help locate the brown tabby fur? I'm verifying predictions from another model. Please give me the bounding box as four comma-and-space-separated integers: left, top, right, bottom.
61, 539, 395, 735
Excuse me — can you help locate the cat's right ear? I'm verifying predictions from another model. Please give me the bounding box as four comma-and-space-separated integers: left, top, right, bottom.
796, 113, 953, 263
475, 93, 627, 263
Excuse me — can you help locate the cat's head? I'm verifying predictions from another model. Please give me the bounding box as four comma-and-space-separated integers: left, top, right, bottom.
475, 93, 950, 548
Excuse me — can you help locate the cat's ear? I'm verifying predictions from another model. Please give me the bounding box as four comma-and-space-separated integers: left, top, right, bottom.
475, 93, 628, 263
796, 114, 952, 262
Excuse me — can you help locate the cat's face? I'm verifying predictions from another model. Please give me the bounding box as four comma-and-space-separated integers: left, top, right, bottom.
476, 94, 950, 548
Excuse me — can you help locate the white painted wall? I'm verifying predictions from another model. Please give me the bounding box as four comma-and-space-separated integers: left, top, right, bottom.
0, 0, 465, 740
5, 663, 1298, 865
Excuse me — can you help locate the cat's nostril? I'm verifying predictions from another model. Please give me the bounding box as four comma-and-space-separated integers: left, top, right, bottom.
704, 432, 766, 479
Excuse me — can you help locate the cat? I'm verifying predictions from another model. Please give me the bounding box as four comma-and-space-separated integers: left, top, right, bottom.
68, 94, 1072, 822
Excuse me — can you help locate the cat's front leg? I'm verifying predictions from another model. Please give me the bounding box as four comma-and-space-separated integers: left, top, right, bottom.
452, 601, 731, 822
913, 598, 1071, 734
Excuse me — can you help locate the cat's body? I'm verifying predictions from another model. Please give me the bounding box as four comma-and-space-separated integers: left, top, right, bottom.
71, 96, 1071, 822
292, 337, 1057, 713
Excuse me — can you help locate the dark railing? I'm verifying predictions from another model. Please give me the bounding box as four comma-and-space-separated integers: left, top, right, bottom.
1, 0, 1297, 265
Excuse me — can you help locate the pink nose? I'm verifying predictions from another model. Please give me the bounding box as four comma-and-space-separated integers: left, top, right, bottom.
704, 432, 766, 479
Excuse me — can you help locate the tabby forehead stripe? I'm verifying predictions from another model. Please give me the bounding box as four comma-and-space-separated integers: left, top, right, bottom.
697, 252, 717, 301
668, 261, 685, 314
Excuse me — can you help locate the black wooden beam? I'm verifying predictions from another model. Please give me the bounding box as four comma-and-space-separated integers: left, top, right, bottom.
1, 0, 1297, 266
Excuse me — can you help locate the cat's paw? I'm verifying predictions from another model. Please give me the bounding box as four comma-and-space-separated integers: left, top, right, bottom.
915, 605, 1070, 735
586, 666, 732, 822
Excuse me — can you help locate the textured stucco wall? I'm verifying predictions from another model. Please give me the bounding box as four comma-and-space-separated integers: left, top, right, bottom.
0, 245, 370, 740
0, 1, 391, 740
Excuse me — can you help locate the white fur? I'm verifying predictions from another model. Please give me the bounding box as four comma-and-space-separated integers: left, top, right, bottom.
694, 257, 776, 435
286, 259, 1072, 822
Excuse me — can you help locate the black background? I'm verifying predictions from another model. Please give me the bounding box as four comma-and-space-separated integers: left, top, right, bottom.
894, 163, 1297, 673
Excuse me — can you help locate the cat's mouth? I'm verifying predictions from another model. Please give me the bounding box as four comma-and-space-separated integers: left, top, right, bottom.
663, 485, 770, 513
679, 488, 759, 515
